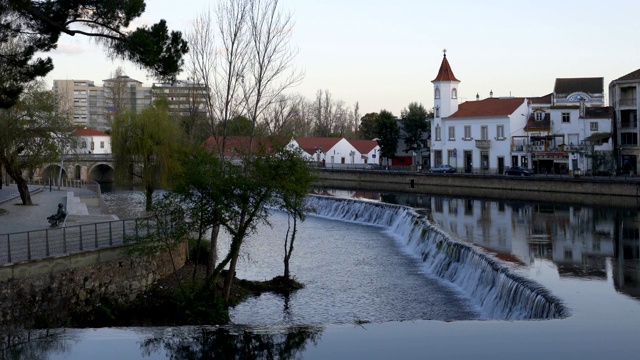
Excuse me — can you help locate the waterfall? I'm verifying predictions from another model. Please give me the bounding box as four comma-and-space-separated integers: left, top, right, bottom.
306, 195, 568, 320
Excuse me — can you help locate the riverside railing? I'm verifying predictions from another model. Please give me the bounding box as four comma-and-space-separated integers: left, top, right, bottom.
6, 178, 102, 196
0, 217, 158, 266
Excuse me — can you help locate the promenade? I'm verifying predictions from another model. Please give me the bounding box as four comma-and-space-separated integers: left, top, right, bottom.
0, 184, 112, 235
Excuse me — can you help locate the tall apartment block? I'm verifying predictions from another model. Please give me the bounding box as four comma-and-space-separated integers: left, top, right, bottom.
152, 80, 208, 118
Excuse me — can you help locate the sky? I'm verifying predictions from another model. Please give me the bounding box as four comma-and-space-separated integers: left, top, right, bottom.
44, 0, 640, 117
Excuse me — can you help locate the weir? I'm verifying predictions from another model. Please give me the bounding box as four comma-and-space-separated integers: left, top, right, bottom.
306, 195, 569, 320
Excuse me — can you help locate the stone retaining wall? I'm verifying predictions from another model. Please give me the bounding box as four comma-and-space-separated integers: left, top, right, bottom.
315, 170, 640, 208
0, 242, 187, 329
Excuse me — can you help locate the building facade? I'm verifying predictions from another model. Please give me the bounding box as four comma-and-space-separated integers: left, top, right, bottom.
609, 69, 640, 174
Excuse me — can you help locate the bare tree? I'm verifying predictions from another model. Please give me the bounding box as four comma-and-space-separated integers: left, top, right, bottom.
103, 66, 131, 127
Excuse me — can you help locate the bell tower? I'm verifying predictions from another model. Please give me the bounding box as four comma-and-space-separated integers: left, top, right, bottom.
431, 49, 460, 119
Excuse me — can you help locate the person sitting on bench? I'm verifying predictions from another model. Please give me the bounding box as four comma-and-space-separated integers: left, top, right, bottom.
47, 203, 66, 227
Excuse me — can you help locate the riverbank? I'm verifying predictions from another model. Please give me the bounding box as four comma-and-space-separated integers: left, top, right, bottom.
314, 169, 640, 208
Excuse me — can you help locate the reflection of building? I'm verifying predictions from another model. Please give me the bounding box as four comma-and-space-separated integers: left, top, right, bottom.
609, 69, 640, 174
613, 214, 640, 299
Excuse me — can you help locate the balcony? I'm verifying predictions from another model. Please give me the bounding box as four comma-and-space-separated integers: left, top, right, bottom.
475, 139, 491, 149
619, 98, 637, 107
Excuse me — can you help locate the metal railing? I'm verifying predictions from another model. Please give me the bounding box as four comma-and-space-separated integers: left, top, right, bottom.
0, 217, 159, 266
6, 178, 101, 196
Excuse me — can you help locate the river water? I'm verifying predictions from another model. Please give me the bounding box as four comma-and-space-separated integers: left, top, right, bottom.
10, 187, 640, 359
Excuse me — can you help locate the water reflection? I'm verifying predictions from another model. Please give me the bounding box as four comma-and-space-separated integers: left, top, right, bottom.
312, 188, 640, 302
137, 325, 322, 359
1, 329, 75, 360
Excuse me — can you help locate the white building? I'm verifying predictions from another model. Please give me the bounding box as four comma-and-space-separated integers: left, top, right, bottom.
430, 52, 529, 174
295, 137, 376, 168
71, 128, 111, 155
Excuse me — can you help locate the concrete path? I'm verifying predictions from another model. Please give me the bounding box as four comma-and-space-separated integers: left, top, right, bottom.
0, 184, 115, 235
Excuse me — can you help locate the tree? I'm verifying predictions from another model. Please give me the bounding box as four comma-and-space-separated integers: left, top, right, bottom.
274, 148, 315, 280
0, 0, 188, 109
103, 67, 132, 127
111, 99, 183, 210
358, 112, 379, 140
400, 102, 428, 154
375, 110, 399, 167
0, 80, 72, 205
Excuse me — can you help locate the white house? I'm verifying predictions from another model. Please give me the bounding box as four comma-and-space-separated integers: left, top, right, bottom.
430, 52, 529, 174
71, 128, 111, 154
295, 137, 375, 168
347, 140, 380, 166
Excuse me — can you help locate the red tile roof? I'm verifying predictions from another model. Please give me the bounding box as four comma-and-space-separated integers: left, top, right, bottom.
72, 128, 109, 137
529, 93, 552, 105
614, 69, 640, 82
446, 98, 526, 119
295, 137, 342, 155
348, 139, 378, 154
432, 55, 460, 82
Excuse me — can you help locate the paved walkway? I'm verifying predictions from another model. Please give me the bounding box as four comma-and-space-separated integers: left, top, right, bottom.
0, 184, 113, 235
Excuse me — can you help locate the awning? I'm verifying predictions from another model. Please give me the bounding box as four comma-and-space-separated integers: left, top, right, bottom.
583, 132, 611, 142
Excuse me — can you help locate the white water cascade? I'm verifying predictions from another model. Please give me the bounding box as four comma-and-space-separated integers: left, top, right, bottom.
306, 195, 568, 320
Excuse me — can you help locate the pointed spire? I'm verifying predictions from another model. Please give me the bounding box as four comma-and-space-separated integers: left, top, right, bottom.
432, 51, 460, 82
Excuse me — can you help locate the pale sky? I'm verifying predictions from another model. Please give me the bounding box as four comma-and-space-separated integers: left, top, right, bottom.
45, 0, 640, 117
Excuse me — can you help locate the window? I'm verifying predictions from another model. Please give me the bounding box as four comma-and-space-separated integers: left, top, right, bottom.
621, 133, 638, 145
481, 151, 489, 170
448, 126, 455, 140
497, 125, 504, 139
435, 125, 441, 141
452, 88, 457, 99
81, 141, 87, 148
464, 125, 471, 140
590, 122, 598, 131
100, 141, 105, 149
481, 126, 488, 140
90, 142, 95, 150
535, 112, 544, 121
435, 87, 440, 99
448, 149, 457, 167
562, 112, 570, 123
434, 150, 442, 166
435, 106, 440, 118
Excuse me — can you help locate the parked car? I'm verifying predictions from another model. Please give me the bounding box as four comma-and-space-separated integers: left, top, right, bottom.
430, 164, 457, 173
505, 166, 533, 176
365, 163, 380, 170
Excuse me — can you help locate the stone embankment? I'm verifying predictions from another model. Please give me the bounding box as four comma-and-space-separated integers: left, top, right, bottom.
314, 169, 640, 208
0, 243, 187, 329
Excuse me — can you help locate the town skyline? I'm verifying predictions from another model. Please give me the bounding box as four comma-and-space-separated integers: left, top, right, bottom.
43, 0, 640, 116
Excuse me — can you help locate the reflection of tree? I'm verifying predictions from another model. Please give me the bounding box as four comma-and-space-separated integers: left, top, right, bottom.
139, 325, 323, 359
0, 329, 75, 360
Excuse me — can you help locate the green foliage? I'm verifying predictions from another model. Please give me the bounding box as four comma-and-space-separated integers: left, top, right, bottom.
358, 112, 379, 140
0, 0, 188, 108
112, 99, 185, 209
189, 237, 211, 265
375, 110, 400, 161
0, 80, 72, 204
401, 102, 428, 153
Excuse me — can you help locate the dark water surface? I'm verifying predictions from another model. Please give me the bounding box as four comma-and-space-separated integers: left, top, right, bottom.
225, 211, 479, 324
30, 187, 639, 359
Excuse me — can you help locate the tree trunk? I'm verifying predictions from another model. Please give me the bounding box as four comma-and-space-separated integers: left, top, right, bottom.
145, 184, 153, 211
1, 159, 32, 205
207, 224, 220, 276
223, 254, 239, 301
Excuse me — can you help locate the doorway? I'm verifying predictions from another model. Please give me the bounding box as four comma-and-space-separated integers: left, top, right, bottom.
464, 151, 473, 173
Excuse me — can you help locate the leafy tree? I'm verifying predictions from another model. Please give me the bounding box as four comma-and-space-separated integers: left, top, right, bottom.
358, 112, 379, 140
111, 99, 183, 210
0, 80, 72, 205
274, 147, 315, 280
375, 110, 399, 167
0, 0, 188, 109
400, 102, 428, 154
